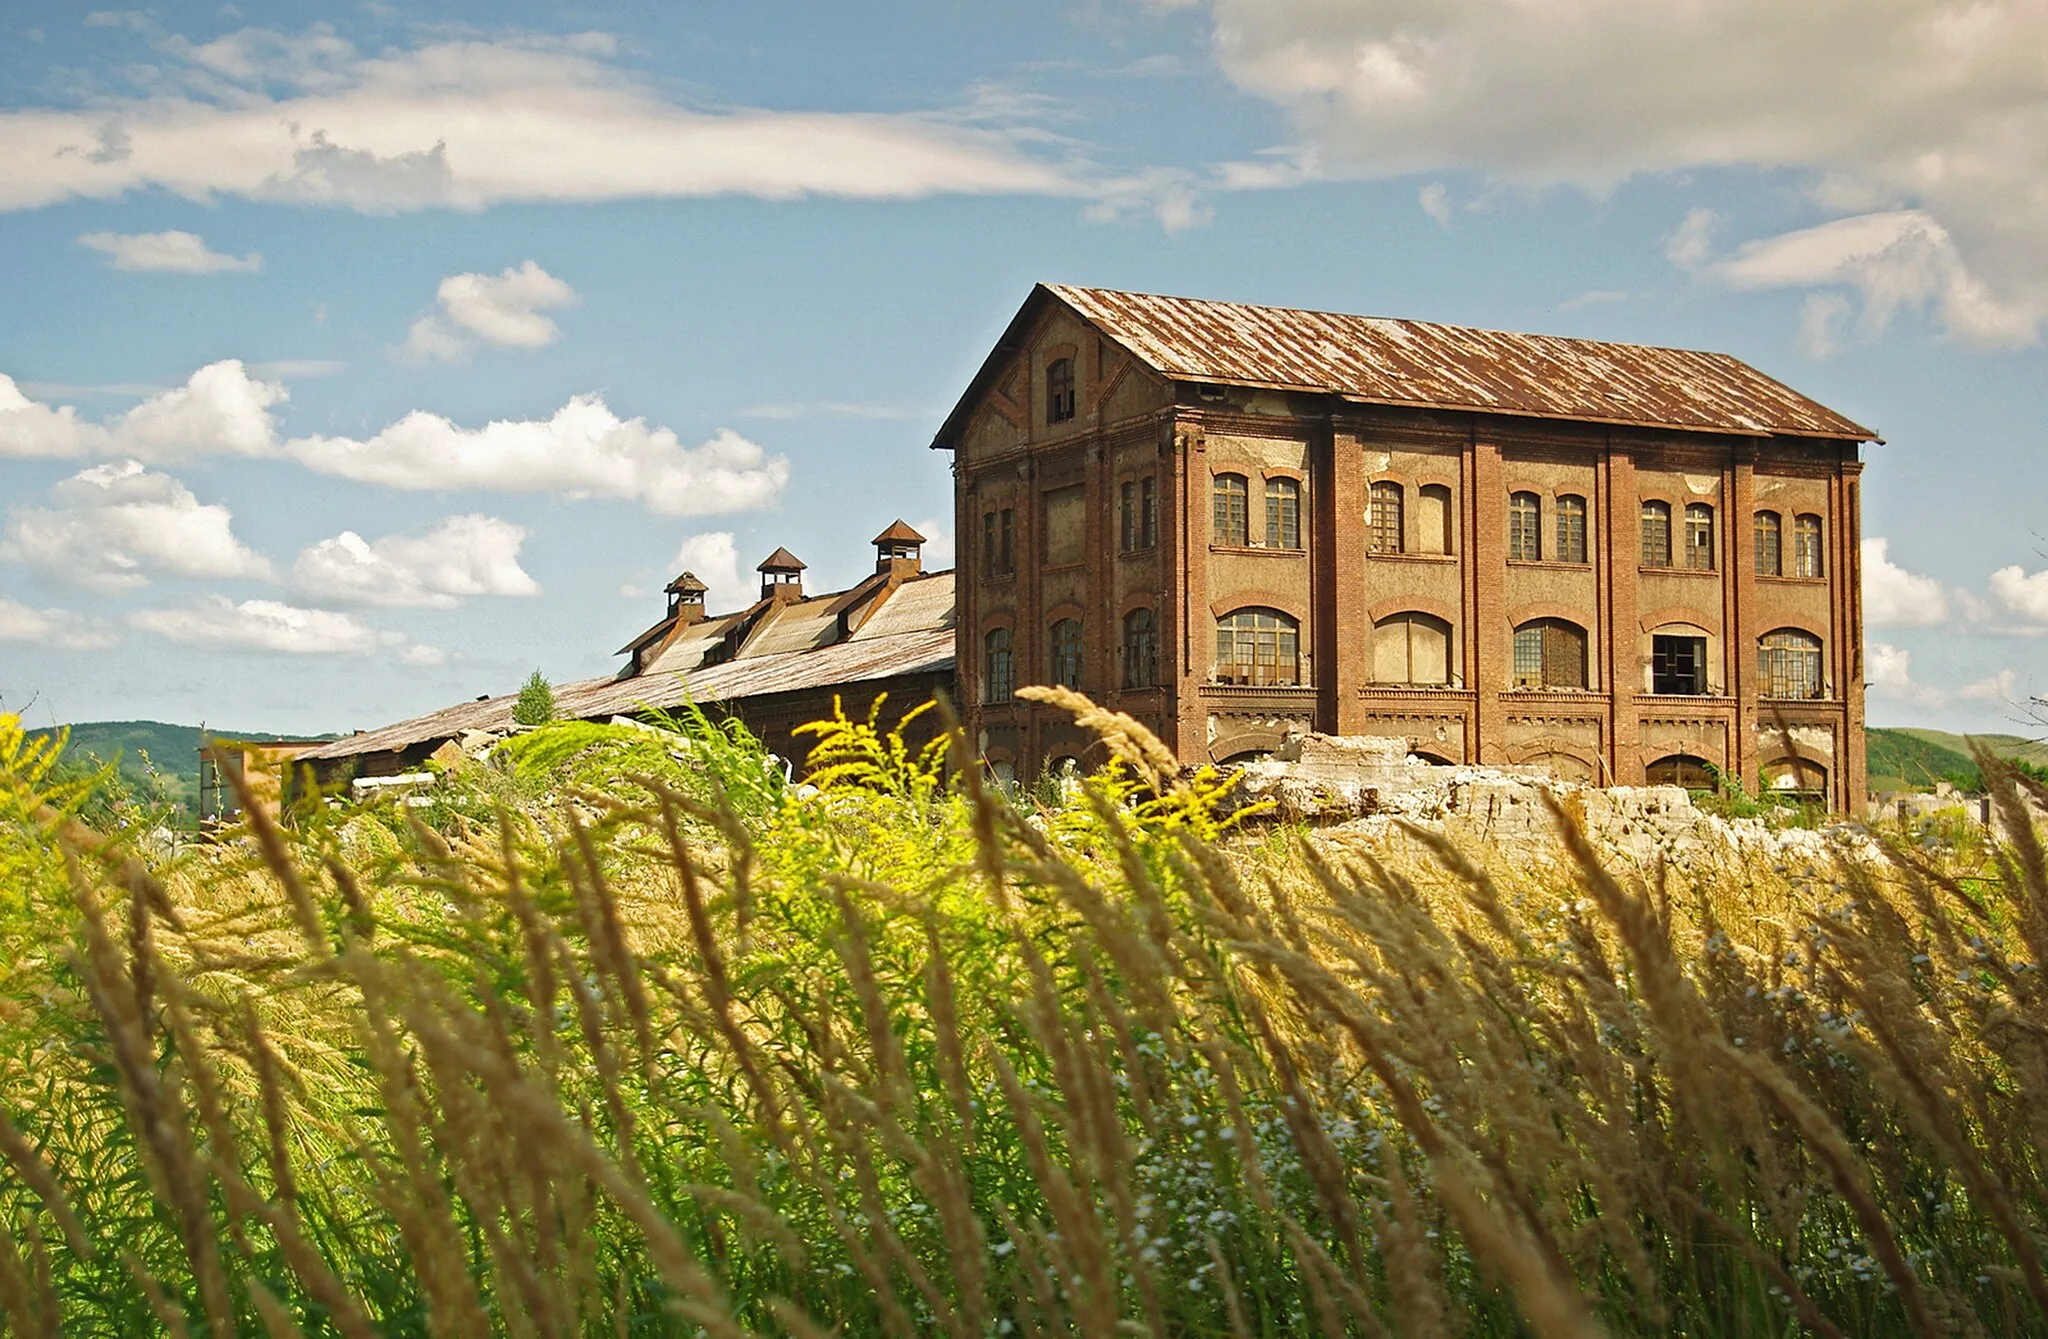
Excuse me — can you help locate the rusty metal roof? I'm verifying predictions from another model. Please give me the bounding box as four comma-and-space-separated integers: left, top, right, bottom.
305, 571, 956, 763
932, 284, 1875, 446
756, 546, 805, 572
873, 518, 926, 544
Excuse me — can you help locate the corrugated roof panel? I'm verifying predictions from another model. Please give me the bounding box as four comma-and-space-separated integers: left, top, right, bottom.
849, 571, 956, 639
1041, 285, 1873, 441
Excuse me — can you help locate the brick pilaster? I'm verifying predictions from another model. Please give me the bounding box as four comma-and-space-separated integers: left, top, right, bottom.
1469, 427, 1508, 764
1326, 425, 1369, 734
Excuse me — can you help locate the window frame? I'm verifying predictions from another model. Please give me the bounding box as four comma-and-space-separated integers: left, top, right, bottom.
1754, 510, 1783, 577
1555, 494, 1588, 564
1369, 481, 1404, 555
1683, 503, 1716, 571
1049, 617, 1083, 689
1418, 482, 1453, 555
1265, 476, 1302, 550
1793, 514, 1824, 578
983, 627, 1015, 704
1511, 618, 1588, 690
1212, 473, 1250, 547
1757, 628, 1824, 700
1640, 500, 1673, 568
1214, 607, 1301, 687
1508, 491, 1542, 562
1372, 610, 1453, 687
1121, 608, 1158, 689
1139, 476, 1157, 550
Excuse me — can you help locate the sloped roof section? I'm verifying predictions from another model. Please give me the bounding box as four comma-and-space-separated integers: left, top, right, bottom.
932, 284, 1875, 445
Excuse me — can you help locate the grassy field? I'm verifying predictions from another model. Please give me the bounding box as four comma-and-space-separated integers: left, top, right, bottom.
3, 697, 2048, 1337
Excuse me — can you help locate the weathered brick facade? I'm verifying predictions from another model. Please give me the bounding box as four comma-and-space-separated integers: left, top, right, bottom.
935, 285, 1871, 812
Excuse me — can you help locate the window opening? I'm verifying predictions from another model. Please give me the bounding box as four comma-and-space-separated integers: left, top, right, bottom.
1139, 476, 1157, 549
999, 507, 1014, 574
1372, 612, 1451, 686
1119, 482, 1137, 553
1418, 483, 1452, 555
1047, 358, 1076, 424
1215, 609, 1300, 686
1651, 634, 1709, 695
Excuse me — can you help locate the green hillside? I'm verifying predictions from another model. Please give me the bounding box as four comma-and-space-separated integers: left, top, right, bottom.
1867, 726, 2048, 794
24, 720, 332, 811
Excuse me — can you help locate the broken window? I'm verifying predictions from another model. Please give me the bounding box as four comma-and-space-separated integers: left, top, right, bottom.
983, 627, 1014, 703
1049, 618, 1083, 688
1122, 608, 1158, 689
1684, 503, 1715, 571
1758, 628, 1824, 699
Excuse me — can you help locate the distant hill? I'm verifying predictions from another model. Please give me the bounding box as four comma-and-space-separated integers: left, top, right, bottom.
1867, 726, 2048, 794
25, 720, 333, 810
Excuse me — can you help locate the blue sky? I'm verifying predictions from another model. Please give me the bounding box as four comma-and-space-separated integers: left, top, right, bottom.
1, 1, 2043, 737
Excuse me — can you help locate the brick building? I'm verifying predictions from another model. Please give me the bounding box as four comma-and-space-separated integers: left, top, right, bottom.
934, 285, 1873, 810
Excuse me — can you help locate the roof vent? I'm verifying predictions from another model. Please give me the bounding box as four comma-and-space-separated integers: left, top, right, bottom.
666, 570, 709, 625
757, 547, 806, 604
871, 519, 926, 578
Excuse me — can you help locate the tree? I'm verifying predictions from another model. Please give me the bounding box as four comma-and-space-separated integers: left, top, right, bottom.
512, 670, 557, 726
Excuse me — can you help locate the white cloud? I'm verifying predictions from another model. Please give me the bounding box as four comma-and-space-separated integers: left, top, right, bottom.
287, 401, 789, 516
1711, 210, 2035, 350
399, 642, 450, 667
0, 360, 285, 462
293, 514, 541, 608
0, 32, 1086, 215
1866, 642, 1946, 707
1200, 0, 2048, 342
76, 229, 260, 273
1, 462, 273, 591
401, 260, 577, 363
131, 597, 385, 654
1988, 564, 2048, 629
1663, 208, 1720, 272
910, 515, 954, 571
668, 531, 750, 613
0, 595, 117, 650
1962, 668, 2019, 704
1862, 538, 1950, 628
1417, 182, 1452, 227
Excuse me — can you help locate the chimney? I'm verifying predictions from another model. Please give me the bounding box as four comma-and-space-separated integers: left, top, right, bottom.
871, 519, 926, 581
665, 570, 709, 626
757, 546, 806, 604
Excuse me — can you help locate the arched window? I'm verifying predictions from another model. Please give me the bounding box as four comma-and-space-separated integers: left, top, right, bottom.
1556, 494, 1587, 564
983, 627, 1014, 703
1212, 473, 1249, 547
1418, 483, 1452, 555
1684, 503, 1715, 570
1754, 510, 1782, 576
1640, 501, 1672, 568
1265, 477, 1302, 549
1215, 608, 1299, 686
1122, 608, 1158, 689
1047, 358, 1076, 424
1369, 481, 1404, 554
1645, 755, 1715, 789
1763, 757, 1827, 798
1512, 618, 1587, 689
1049, 618, 1083, 689
1794, 514, 1824, 578
1372, 612, 1452, 686
1508, 492, 1541, 561
1758, 629, 1823, 699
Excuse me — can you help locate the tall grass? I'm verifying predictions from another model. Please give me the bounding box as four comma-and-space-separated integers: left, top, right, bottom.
1, 696, 2047, 1336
